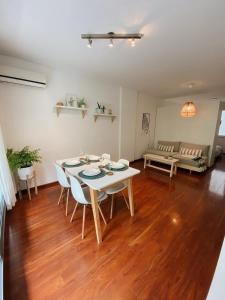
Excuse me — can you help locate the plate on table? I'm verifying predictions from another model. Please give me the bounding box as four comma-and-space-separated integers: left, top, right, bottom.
62, 160, 84, 168
106, 162, 128, 171
87, 155, 100, 162
79, 169, 106, 179
83, 168, 101, 176
110, 162, 124, 169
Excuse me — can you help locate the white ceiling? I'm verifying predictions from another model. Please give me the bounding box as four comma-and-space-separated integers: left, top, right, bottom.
0, 0, 225, 98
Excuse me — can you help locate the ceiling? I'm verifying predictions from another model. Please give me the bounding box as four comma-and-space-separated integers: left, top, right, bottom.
0, 0, 225, 98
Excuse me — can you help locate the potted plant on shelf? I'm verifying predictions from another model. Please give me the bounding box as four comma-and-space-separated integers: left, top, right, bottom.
96, 102, 104, 114
77, 98, 86, 108
7, 146, 42, 180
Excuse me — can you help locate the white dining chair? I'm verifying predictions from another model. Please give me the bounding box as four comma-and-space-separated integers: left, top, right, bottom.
69, 175, 108, 239
105, 158, 130, 219
102, 153, 111, 160
54, 164, 71, 216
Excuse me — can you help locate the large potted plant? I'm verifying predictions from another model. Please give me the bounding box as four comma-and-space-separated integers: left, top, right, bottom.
7, 146, 41, 180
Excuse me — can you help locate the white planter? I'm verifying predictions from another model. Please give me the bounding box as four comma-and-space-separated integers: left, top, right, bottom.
96, 108, 101, 114
18, 166, 34, 180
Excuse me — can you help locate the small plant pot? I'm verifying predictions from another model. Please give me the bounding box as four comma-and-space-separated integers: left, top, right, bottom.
18, 166, 34, 180
81, 104, 86, 109
96, 108, 101, 114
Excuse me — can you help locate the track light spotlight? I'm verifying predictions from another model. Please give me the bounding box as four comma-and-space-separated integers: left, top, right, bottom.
131, 38, 136, 47
87, 39, 92, 48
109, 38, 114, 48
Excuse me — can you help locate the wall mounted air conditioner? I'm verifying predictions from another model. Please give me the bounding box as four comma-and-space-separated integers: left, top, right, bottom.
0, 65, 47, 88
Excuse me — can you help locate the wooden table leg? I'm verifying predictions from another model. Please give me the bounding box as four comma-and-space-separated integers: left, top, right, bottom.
144, 157, 146, 168
174, 164, 177, 175
127, 178, 134, 216
65, 188, 69, 216
89, 188, 102, 244
170, 163, 174, 178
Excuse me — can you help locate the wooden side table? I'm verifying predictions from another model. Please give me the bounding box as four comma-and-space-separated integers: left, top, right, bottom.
16, 171, 38, 200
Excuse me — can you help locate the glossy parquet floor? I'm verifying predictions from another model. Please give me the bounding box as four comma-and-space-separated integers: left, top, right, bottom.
4, 157, 225, 300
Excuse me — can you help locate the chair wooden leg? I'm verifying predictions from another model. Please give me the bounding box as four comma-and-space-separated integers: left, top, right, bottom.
81, 205, 86, 239
110, 194, 114, 219
65, 188, 69, 216
97, 203, 107, 225
58, 187, 64, 205
122, 191, 129, 210
70, 202, 79, 222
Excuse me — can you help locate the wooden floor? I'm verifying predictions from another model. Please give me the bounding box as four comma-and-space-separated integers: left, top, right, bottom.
4, 157, 225, 300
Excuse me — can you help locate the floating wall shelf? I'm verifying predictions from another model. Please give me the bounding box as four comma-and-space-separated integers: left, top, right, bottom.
55, 105, 88, 118
93, 113, 116, 122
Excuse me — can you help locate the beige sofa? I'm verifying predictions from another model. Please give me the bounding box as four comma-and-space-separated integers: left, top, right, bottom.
145, 140, 210, 172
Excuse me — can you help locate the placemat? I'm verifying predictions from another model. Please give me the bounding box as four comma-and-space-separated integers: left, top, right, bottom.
62, 161, 85, 168
105, 164, 128, 171
78, 169, 106, 179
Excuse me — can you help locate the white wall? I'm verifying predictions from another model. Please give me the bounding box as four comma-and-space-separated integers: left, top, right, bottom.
119, 87, 138, 162
0, 55, 158, 186
134, 93, 157, 160
214, 102, 225, 153
154, 94, 221, 165
118, 88, 158, 161
0, 69, 120, 186
207, 238, 225, 300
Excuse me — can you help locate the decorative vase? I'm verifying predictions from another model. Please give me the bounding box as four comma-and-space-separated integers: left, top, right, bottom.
96, 108, 101, 114
81, 104, 86, 109
18, 166, 34, 180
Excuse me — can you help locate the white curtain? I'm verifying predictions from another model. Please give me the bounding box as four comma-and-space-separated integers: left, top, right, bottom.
0, 126, 16, 209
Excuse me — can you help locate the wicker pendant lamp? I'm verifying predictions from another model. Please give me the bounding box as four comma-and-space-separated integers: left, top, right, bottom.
180, 101, 196, 118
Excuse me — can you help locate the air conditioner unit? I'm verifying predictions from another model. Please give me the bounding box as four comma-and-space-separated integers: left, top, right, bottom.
0, 65, 47, 88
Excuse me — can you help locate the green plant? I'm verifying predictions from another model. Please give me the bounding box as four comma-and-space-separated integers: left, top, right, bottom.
77, 98, 86, 107
7, 146, 42, 172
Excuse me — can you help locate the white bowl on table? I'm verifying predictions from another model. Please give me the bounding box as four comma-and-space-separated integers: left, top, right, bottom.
110, 162, 124, 169
83, 168, 101, 176
65, 159, 80, 166
87, 155, 100, 161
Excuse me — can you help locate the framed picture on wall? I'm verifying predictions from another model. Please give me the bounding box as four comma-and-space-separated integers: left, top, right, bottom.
142, 113, 150, 135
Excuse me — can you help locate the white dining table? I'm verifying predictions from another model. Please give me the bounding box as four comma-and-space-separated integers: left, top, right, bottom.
56, 156, 140, 244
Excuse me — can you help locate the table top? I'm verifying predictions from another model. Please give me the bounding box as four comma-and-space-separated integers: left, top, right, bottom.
144, 153, 179, 163
56, 157, 140, 190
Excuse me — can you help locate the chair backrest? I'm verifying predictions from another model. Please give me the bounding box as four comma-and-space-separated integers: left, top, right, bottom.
69, 175, 89, 204
118, 158, 129, 166
102, 153, 111, 160
54, 164, 70, 188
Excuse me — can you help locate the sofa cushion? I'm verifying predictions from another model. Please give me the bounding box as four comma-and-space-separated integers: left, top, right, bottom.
158, 144, 174, 152
179, 142, 209, 157
173, 154, 206, 167
158, 140, 181, 152
180, 147, 202, 157
144, 149, 174, 157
